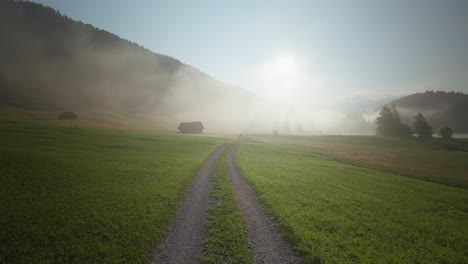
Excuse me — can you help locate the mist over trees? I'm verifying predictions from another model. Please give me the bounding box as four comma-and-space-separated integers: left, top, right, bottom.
439, 127, 453, 139
412, 113, 433, 138
339, 113, 374, 134
1, 1, 467, 135
391, 91, 468, 133
375, 105, 412, 137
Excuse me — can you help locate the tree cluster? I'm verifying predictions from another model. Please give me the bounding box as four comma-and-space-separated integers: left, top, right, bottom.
375, 104, 412, 137
439, 127, 453, 139
376, 104, 453, 139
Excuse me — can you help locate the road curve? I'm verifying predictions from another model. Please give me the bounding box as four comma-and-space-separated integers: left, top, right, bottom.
227, 145, 303, 264
150, 144, 228, 264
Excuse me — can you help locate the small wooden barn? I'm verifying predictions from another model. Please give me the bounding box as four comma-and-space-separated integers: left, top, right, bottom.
178, 121, 204, 134
57, 111, 77, 120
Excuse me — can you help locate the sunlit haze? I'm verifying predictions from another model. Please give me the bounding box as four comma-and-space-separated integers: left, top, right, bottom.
31, 0, 468, 110
1, 2, 468, 262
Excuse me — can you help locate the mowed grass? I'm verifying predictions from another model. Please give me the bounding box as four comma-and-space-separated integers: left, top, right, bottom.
251, 135, 468, 188
237, 142, 468, 263
204, 147, 254, 264
0, 121, 225, 263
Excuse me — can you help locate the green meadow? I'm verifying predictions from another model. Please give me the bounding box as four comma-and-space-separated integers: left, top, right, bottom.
237, 142, 468, 263
2, 120, 467, 263
251, 134, 468, 188
0, 121, 225, 263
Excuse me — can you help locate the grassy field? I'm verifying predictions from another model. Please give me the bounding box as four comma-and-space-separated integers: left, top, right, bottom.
0, 121, 225, 263
0, 106, 175, 132
203, 147, 254, 263
237, 142, 468, 263
250, 134, 468, 188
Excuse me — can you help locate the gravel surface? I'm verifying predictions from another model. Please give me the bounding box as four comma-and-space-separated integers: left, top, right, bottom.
228, 145, 303, 264
150, 144, 228, 264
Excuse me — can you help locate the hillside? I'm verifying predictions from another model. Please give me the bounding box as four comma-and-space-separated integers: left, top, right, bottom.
391, 91, 468, 133
0, 0, 263, 131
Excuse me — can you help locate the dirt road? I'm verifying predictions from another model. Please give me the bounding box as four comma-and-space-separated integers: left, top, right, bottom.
150, 144, 228, 264
151, 143, 301, 263
227, 145, 302, 264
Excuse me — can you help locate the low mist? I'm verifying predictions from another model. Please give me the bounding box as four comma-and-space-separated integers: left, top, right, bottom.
1, 1, 467, 135
0, 1, 358, 135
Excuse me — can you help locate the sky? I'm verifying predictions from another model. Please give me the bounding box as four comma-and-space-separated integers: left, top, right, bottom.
33, 0, 468, 107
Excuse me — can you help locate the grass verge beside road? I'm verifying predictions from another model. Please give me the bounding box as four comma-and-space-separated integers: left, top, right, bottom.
0, 121, 225, 263
237, 142, 468, 263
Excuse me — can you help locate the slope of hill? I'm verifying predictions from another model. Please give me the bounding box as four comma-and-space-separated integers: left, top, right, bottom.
0, 0, 262, 131
391, 91, 468, 133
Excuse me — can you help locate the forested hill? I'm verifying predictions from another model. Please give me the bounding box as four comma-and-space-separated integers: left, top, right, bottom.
391, 91, 468, 132
0, 0, 259, 129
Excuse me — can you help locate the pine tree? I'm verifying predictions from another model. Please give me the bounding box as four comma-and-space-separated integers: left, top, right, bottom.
375, 105, 411, 137
413, 113, 433, 138
376, 106, 394, 136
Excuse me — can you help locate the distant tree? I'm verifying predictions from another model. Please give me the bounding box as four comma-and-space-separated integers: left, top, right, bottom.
342, 113, 368, 133
390, 103, 400, 121
399, 124, 413, 137
376, 106, 393, 136
413, 112, 433, 138
375, 105, 411, 137
439, 127, 453, 139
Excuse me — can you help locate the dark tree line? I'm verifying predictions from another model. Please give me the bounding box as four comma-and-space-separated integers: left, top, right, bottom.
391, 91, 468, 133
376, 104, 453, 139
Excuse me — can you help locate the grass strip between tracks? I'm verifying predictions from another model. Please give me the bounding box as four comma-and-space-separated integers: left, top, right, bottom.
204, 146, 254, 264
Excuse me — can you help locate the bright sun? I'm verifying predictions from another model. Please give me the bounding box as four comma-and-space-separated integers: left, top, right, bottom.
270, 55, 297, 79
257, 54, 301, 104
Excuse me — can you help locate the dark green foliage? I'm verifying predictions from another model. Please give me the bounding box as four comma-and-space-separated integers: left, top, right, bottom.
413, 112, 433, 138
375, 106, 391, 136
375, 105, 412, 137
399, 123, 413, 137
439, 127, 453, 139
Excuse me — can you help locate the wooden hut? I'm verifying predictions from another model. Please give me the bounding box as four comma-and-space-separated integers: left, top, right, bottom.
178, 121, 204, 133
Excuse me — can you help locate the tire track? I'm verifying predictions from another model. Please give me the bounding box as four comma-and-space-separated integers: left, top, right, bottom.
150, 144, 228, 264
227, 145, 302, 264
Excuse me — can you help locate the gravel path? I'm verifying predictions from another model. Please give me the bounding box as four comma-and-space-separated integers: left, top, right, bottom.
150, 144, 228, 264
228, 145, 303, 264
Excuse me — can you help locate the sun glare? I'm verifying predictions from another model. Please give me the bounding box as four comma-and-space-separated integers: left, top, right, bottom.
271, 55, 297, 79
256, 54, 302, 104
